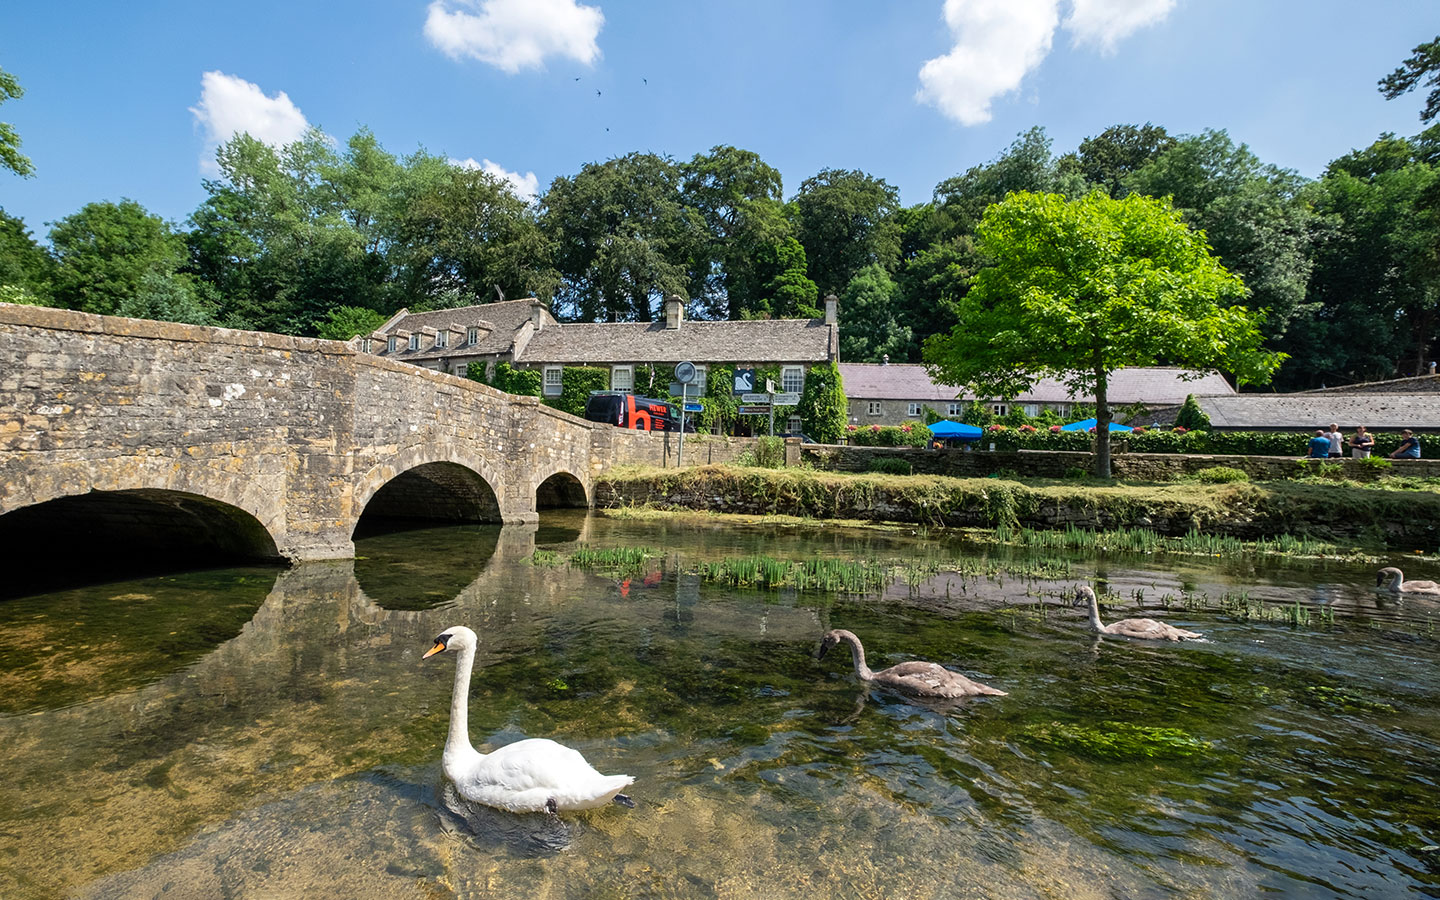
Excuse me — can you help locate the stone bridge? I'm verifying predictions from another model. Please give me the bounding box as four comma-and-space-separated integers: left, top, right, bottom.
0, 304, 735, 569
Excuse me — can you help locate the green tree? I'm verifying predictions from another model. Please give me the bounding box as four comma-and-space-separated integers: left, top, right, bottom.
316, 305, 387, 341
0, 208, 53, 302
791, 168, 901, 295
1280, 135, 1440, 384
796, 359, 846, 443
1058, 123, 1176, 198
115, 270, 216, 326
50, 200, 189, 316
932, 127, 1086, 235
1380, 35, 1440, 124
0, 66, 34, 177
1125, 130, 1315, 341
756, 237, 820, 319
391, 153, 555, 308
680, 145, 793, 319
540, 153, 702, 322
1173, 394, 1212, 431
839, 264, 911, 362
923, 191, 1282, 477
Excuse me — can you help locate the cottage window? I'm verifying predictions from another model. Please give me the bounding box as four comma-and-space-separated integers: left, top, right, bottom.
907, 402, 922, 417
990, 403, 1008, 417
453, 363, 467, 376
611, 365, 633, 393
435, 331, 448, 349
948, 402, 964, 416
1022, 403, 1040, 417
387, 336, 397, 353
788, 416, 803, 434
360, 339, 372, 353
408, 333, 420, 351
543, 366, 563, 396
467, 327, 479, 345
781, 366, 804, 394
867, 401, 882, 416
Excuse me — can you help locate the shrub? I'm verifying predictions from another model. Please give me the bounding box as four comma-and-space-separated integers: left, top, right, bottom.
1357, 455, 1393, 470
1174, 393, 1212, 431
543, 366, 609, 417
740, 435, 786, 468
797, 359, 847, 443
849, 423, 931, 447
1194, 465, 1249, 484
867, 457, 913, 476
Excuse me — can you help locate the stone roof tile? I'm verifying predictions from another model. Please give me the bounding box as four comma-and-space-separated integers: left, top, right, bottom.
518, 319, 832, 365
837, 363, 1234, 405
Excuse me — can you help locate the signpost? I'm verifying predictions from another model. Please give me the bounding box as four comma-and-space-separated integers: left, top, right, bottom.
674, 361, 696, 467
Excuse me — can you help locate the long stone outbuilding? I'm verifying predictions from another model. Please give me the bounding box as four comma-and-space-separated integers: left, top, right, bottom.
0, 303, 734, 564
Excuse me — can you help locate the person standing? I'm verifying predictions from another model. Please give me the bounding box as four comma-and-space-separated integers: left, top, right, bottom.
1307, 429, 1332, 459
1348, 425, 1375, 458
1326, 423, 1344, 459
1389, 429, 1421, 459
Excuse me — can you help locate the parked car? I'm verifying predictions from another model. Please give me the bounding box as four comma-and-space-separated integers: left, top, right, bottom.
584, 392, 687, 432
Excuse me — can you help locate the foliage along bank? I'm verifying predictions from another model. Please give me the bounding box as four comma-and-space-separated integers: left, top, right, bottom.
595, 465, 1440, 551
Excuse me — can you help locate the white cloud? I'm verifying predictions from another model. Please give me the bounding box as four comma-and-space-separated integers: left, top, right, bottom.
452, 157, 540, 200
1066, 0, 1176, 53
916, 0, 1061, 126
189, 71, 310, 172
424, 0, 603, 73
916, 0, 1176, 126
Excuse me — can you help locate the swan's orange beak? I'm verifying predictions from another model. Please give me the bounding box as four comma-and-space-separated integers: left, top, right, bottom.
422, 642, 446, 659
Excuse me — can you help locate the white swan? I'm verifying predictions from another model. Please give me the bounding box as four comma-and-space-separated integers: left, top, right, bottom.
1073, 587, 1202, 641
817, 629, 1006, 698
423, 626, 635, 814
1376, 567, 1440, 595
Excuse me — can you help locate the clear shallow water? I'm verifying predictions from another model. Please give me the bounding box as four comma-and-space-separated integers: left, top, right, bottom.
2, 512, 1439, 899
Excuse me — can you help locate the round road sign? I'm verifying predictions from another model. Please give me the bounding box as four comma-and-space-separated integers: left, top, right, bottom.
674, 361, 697, 385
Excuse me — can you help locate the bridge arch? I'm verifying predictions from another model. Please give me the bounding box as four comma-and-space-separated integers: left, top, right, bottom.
352, 447, 508, 534
532, 464, 590, 510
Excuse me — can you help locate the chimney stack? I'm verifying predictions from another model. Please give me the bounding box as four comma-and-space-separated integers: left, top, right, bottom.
665, 294, 684, 330
824, 294, 838, 326
882, 354, 889, 366
528, 297, 547, 331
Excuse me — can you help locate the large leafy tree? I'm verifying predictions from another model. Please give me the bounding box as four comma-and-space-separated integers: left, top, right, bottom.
791, 168, 901, 296
1280, 136, 1440, 384
390, 153, 555, 307
49, 200, 193, 317
540, 152, 702, 322
679, 145, 794, 319
924, 191, 1282, 477
1125, 130, 1314, 341
0, 65, 33, 177
839, 264, 911, 362
1058, 123, 1176, 198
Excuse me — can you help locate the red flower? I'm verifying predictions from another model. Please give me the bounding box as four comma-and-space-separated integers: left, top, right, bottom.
988, 424, 1007, 432
1133, 426, 1147, 433
1174, 426, 1188, 434
1019, 424, 1036, 432
870, 424, 881, 432
846, 424, 858, 431
1049, 425, 1062, 433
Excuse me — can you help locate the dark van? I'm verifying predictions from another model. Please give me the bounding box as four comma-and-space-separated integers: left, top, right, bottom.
584, 392, 683, 432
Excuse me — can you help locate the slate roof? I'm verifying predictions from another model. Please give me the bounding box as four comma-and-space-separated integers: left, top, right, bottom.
518, 318, 835, 365
377, 299, 538, 358
838, 364, 1235, 405
1198, 394, 1440, 431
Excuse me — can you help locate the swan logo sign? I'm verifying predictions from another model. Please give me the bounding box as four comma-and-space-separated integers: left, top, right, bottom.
733, 368, 756, 394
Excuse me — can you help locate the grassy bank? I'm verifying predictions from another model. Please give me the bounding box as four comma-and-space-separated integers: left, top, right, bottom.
595, 464, 1440, 553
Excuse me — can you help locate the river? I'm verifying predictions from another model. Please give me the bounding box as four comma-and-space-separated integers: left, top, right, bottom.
1, 511, 1437, 898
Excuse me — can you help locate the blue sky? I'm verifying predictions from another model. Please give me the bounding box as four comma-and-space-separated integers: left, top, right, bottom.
1, 0, 1434, 237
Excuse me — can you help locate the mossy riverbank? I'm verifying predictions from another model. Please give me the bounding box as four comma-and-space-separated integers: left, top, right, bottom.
594, 465, 1440, 552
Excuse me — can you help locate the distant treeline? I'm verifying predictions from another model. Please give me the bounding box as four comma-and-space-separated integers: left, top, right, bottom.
1, 117, 1436, 390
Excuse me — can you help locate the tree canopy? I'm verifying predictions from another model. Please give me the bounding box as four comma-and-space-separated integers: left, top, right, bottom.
923, 190, 1283, 476
0, 66, 33, 178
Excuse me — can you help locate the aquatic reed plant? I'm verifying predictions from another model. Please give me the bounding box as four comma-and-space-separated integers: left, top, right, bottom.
568, 545, 655, 574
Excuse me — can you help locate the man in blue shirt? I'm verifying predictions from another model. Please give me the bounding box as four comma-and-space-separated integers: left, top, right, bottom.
1389, 429, 1421, 459
1307, 429, 1332, 458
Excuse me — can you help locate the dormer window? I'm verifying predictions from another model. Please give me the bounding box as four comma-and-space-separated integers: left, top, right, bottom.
387, 336, 397, 353
361, 339, 372, 353
408, 333, 420, 351
467, 327, 479, 345
435, 331, 447, 349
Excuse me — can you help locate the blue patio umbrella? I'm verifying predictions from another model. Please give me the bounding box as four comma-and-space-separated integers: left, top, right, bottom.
1059, 418, 1133, 432
928, 420, 984, 440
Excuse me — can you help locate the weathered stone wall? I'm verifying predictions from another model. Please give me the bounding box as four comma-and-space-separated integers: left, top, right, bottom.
0, 304, 657, 562
799, 444, 1440, 481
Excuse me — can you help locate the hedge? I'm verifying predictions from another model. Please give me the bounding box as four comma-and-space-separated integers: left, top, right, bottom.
846, 421, 933, 447
972, 427, 1411, 457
